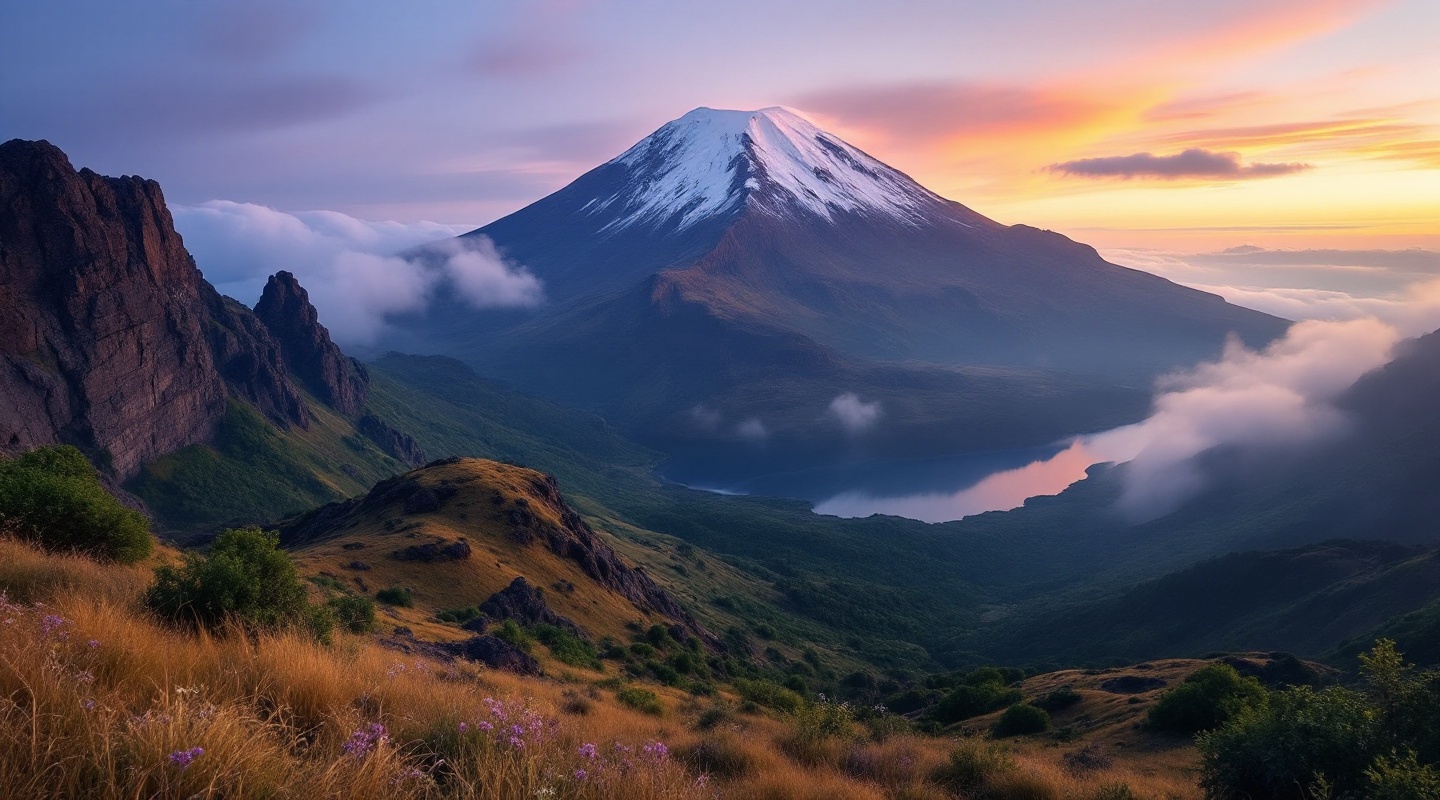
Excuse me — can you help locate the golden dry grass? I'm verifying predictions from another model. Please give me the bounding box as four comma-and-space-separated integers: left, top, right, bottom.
0, 535, 1208, 799
289, 459, 671, 644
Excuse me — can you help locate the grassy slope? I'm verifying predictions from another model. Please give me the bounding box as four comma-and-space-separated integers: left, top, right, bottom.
127, 398, 406, 538
0, 535, 1209, 800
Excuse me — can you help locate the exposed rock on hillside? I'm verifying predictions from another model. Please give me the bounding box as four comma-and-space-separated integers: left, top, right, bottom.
203, 288, 309, 428
279, 457, 715, 645
254, 271, 369, 415
357, 414, 426, 467
1, 139, 227, 477
480, 576, 588, 639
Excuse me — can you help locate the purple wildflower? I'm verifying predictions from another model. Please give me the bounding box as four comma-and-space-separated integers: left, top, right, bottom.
40, 614, 65, 637
573, 769, 588, 781
477, 721, 494, 732
342, 723, 388, 759
642, 741, 669, 761
168, 747, 204, 770
458, 722, 468, 733
87, 639, 101, 649
577, 743, 598, 759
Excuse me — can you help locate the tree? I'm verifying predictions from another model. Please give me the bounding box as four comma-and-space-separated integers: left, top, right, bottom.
145, 527, 311, 632
1148, 663, 1267, 734
0, 445, 152, 563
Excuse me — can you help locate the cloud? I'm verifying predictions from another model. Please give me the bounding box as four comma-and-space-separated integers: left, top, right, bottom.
1085, 318, 1406, 518
173, 201, 541, 345
689, 405, 722, 432
828, 393, 882, 434
1049, 148, 1309, 180
734, 418, 769, 444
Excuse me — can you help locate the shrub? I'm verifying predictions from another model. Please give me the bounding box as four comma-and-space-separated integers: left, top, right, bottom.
144, 527, 309, 632
616, 686, 664, 716
327, 594, 377, 633
375, 586, 414, 607
930, 742, 1015, 796
931, 682, 1021, 725
1199, 641, 1440, 800
733, 678, 803, 713
0, 446, 152, 563
532, 623, 601, 670
436, 605, 480, 624
1034, 686, 1083, 712
992, 703, 1050, 738
493, 619, 533, 652
1149, 664, 1267, 734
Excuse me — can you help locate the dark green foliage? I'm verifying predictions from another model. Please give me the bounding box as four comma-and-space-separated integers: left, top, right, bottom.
375, 586, 414, 607
991, 703, 1050, 737
1148, 664, 1267, 734
1199, 641, 1440, 799
616, 686, 664, 716
327, 595, 377, 633
128, 401, 393, 535
493, 619, 533, 652
0, 446, 152, 563
145, 527, 310, 632
1034, 686, 1083, 712
930, 672, 1022, 725
436, 606, 481, 624
532, 623, 601, 670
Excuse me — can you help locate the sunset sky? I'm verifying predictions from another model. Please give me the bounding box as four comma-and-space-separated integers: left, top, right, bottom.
3, 0, 1437, 257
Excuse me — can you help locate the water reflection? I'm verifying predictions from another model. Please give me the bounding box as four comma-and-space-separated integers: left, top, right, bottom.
812, 440, 1104, 522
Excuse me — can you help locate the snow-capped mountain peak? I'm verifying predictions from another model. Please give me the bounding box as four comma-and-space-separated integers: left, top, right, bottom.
590, 107, 942, 232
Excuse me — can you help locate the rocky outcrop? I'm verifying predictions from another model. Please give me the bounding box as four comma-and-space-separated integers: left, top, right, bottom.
518, 473, 711, 644
392, 537, 471, 562
202, 286, 309, 428
276, 458, 717, 647
254, 271, 368, 415
446, 634, 542, 675
0, 140, 384, 478
0, 139, 229, 478
479, 577, 588, 639
357, 414, 426, 467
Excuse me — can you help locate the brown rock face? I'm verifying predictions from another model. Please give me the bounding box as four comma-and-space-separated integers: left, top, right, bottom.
254, 271, 369, 415
0, 139, 314, 477
0, 139, 228, 478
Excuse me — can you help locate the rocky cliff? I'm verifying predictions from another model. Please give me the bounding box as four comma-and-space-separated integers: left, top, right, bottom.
0, 139, 234, 479
254, 271, 369, 415
0, 139, 358, 479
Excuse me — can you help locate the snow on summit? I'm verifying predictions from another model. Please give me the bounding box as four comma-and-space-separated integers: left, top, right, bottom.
591, 107, 942, 232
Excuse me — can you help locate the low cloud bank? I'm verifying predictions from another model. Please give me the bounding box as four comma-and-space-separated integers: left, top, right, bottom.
173, 201, 541, 346
828, 393, 882, 434
1049, 148, 1309, 180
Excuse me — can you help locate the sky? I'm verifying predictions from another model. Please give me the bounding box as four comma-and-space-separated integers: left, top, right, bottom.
2, 1, 1437, 305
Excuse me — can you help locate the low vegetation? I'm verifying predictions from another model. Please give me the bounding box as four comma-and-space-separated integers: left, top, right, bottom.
0, 535, 1206, 799
0, 445, 151, 563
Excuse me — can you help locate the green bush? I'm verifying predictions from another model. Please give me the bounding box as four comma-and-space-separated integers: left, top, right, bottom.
145, 527, 310, 632
0, 446, 152, 563
1034, 686, 1083, 712
532, 623, 601, 670
493, 619, 533, 652
375, 586, 414, 607
733, 678, 803, 713
436, 605, 481, 624
931, 681, 1022, 725
1199, 641, 1440, 800
930, 742, 1016, 796
1148, 664, 1267, 734
327, 595, 377, 633
992, 703, 1050, 738
616, 686, 664, 716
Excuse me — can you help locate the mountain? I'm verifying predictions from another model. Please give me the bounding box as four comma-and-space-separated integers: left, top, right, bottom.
392, 107, 1287, 475
0, 139, 303, 479
0, 139, 407, 530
